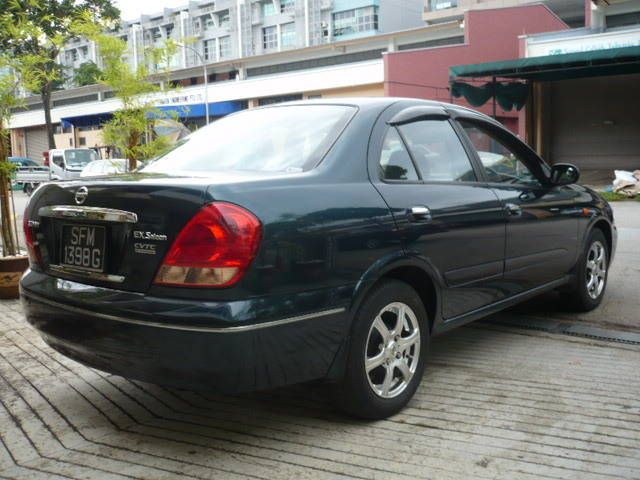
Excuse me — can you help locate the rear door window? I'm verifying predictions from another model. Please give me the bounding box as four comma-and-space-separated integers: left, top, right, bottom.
398, 120, 477, 182
379, 128, 419, 181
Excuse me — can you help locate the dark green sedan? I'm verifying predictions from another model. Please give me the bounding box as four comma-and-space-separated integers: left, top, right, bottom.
20, 98, 616, 419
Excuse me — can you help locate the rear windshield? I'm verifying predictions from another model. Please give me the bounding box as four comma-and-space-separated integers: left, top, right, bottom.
65, 149, 97, 167
143, 105, 355, 174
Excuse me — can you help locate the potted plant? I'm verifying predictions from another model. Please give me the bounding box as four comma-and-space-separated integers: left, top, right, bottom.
0, 62, 28, 299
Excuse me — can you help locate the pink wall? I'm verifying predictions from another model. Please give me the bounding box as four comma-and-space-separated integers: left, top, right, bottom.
384, 4, 569, 132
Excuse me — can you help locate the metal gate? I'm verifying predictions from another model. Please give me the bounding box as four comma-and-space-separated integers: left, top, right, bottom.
25, 126, 49, 162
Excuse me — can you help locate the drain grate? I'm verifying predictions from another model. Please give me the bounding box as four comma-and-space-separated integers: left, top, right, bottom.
485, 317, 640, 346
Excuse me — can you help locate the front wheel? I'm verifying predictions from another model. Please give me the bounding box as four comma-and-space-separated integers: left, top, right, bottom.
23, 183, 38, 196
332, 280, 429, 419
564, 229, 609, 312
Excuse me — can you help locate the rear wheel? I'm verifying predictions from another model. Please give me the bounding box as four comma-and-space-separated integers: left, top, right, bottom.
23, 183, 33, 196
332, 280, 429, 419
565, 229, 609, 312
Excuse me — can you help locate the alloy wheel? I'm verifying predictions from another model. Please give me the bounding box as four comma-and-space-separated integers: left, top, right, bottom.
586, 240, 607, 300
364, 302, 421, 399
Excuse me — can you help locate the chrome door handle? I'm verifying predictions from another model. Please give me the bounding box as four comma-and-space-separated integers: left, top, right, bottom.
505, 203, 522, 216
409, 206, 432, 222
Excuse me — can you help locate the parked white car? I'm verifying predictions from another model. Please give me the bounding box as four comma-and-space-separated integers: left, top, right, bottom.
47, 148, 99, 180
80, 159, 128, 178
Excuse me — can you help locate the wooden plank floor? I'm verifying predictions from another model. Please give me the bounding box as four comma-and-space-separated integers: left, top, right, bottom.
1, 299, 639, 480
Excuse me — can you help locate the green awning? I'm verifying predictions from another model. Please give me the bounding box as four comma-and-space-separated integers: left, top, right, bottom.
451, 81, 528, 111
450, 45, 640, 81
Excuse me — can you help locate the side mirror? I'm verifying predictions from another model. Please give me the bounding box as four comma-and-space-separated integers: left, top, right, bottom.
550, 163, 580, 186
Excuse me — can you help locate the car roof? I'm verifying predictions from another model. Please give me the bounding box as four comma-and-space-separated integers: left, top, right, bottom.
268, 97, 498, 125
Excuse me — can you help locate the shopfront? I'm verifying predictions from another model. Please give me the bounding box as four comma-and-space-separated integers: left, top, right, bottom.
450, 28, 640, 179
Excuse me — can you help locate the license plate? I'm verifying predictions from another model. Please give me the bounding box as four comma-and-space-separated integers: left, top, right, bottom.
61, 224, 106, 272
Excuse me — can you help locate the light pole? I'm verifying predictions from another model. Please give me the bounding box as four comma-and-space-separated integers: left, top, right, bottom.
177, 42, 210, 125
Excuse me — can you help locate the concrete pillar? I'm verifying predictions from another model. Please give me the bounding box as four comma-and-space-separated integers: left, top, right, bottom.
304, 0, 310, 47
237, 0, 244, 59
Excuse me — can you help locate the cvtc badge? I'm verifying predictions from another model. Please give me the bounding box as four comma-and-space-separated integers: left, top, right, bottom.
75, 186, 88, 205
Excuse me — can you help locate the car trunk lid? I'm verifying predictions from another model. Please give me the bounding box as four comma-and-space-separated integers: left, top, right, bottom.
28, 174, 209, 293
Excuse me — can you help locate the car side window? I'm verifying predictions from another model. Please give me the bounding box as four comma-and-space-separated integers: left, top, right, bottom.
398, 120, 477, 182
52, 155, 64, 167
460, 121, 541, 186
379, 127, 419, 181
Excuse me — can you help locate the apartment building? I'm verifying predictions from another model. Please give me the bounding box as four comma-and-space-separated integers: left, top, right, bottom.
59, 0, 425, 82
423, 0, 586, 27
12, 16, 466, 159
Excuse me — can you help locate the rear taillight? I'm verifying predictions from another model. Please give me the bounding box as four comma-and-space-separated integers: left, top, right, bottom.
23, 217, 43, 269
154, 202, 262, 288
43, 151, 49, 167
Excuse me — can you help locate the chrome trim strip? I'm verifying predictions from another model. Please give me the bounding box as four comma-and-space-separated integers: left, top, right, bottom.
48, 265, 125, 284
38, 205, 138, 224
21, 289, 346, 333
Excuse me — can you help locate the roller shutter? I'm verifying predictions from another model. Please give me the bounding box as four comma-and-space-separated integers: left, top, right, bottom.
549, 74, 640, 171
25, 126, 49, 162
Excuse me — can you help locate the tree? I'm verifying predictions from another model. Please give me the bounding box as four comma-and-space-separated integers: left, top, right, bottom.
0, 0, 120, 149
0, 59, 23, 257
73, 61, 102, 87
76, 19, 178, 171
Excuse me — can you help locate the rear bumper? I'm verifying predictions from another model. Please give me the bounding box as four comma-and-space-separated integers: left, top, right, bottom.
20, 270, 351, 393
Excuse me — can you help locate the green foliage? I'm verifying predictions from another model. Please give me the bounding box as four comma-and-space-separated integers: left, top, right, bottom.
598, 191, 640, 202
0, 0, 118, 92
0, 155, 18, 178
0, 0, 120, 148
75, 17, 178, 168
73, 61, 102, 87
0, 62, 24, 125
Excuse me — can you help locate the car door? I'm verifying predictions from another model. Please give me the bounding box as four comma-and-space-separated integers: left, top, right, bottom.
457, 118, 581, 293
51, 152, 65, 179
370, 106, 507, 320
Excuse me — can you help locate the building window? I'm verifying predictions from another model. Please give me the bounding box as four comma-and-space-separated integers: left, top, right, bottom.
262, 1, 276, 17
204, 15, 214, 29
67, 49, 78, 62
429, 0, 458, 11
80, 46, 89, 58
281, 22, 296, 48
151, 27, 162, 41
258, 94, 303, 106
203, 39, 215, 61
606, 11, 640, 28
217, 9, 230, 26
280, 0, 295, 14
263, 25, 278, 50
332, 6, 378, 38
79, 137, 87, 146
218, 36, 231, 59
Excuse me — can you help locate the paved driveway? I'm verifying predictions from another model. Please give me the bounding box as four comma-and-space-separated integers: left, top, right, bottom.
1, 198, 639, 479
2, 307, 640, 479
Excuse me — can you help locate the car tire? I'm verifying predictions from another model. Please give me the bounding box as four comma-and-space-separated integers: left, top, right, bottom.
23, 183, 33, 196
564, 229, 609, 312
332, 279, 429, 419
